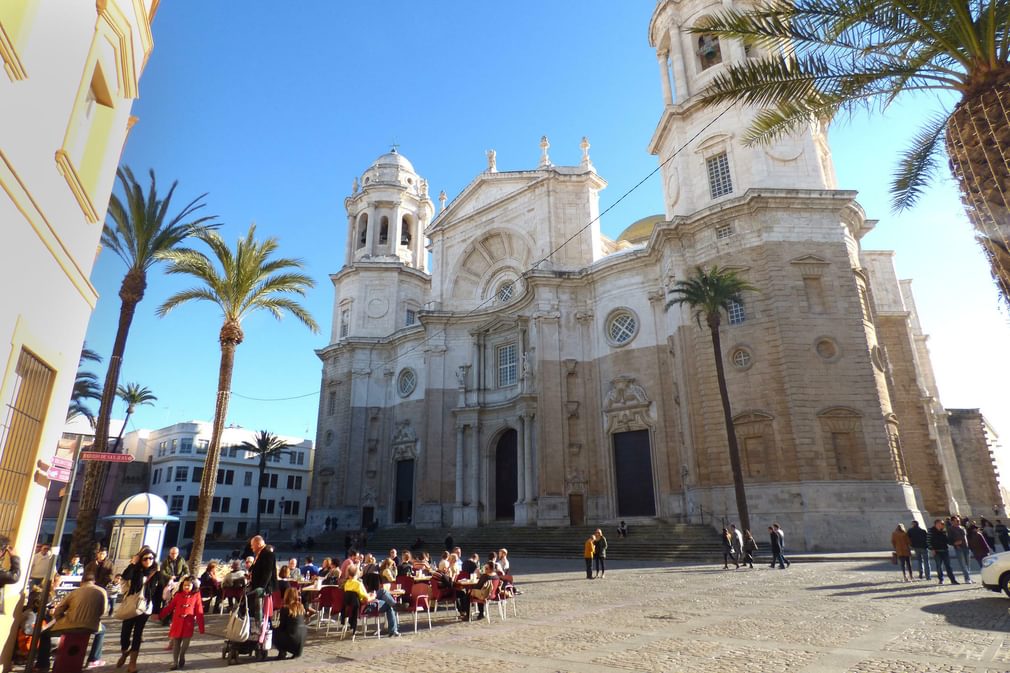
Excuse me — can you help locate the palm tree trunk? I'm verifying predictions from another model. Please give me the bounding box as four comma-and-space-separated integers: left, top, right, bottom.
72, 269, 146, 557
255, 454, 265, 536
945, 78, 1010, 307
708, 313, 750, 532
188, 326, 240, 575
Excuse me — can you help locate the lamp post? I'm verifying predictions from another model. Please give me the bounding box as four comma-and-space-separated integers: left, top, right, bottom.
279, 496, 285, 530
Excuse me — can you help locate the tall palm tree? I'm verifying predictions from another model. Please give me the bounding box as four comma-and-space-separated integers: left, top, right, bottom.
66, 346, 103, 426
156, 224, 318, 572
689, 1, 1010, 304
235, 431, 296, 536
667, 266, 757, 531
110, 383, 157, 453
72, 167, 215, 556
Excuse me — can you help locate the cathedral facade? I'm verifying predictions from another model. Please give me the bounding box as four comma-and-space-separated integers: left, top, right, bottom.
308, 0, 976, 551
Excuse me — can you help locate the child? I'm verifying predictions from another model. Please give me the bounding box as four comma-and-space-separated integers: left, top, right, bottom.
106, 572, 122, 616
158, 575, 204, 670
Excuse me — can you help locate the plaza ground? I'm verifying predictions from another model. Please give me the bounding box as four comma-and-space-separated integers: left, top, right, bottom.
101, 558, 1010, 673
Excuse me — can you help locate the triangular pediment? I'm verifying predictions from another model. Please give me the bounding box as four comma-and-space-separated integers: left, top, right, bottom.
789, 254, 829, 265
470, 314, 519, 336
427, 172, 547, 235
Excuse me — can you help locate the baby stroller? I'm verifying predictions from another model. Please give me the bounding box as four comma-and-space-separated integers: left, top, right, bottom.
222, 591, 271, 664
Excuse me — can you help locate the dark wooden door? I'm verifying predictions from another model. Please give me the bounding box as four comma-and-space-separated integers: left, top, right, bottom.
495, 429, 518, 520
569, 493, 585, 526
613, 430, 656, 517
394, 459, 414, 523
361, 506, 374, 529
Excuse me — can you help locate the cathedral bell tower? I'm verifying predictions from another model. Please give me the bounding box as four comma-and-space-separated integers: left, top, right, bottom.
648, 0, 838, 218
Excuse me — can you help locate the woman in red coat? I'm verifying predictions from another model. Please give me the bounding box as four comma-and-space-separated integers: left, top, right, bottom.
158, 576, 204, 670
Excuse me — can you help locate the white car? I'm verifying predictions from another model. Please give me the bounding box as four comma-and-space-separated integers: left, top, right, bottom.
980, 551, 1010, 595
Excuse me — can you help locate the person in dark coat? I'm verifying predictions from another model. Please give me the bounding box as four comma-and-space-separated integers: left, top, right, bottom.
444, 532, 454, 552
907, 521, 931, 580
273, 588, 306, 659
929, 519, 958, 585
996, 520, 1010, 551
248, 535, 277, 635
0, 535, 22, 614
118, 547, 159, 672
967, 524, 993, 569
768, 526, 785, 569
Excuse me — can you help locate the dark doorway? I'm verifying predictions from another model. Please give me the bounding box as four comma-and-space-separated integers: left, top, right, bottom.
495, 429, 518, 520
394, 459, 414, 523
569, 493, 585, 526
361, 506, 374, 529
613, 430, 656, 517
165, 521, 180, 547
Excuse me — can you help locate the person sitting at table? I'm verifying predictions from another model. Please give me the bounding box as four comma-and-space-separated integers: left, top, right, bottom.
452, 547, 463, 574
460, 552, 480, 579
444, 554, 460, 579
437, 551, 450, 573
397, 552, 415, 578
273, 587, 307, 659
300, 556, 319, 578
497, 549, 510, 574
278, 565, 292, 594
413, 552, 433, 575
360, 553, 378, 576
199, 561, 223, 614
340, 563, 401, 637
456, 562, 495, 621
285, 558, 302, 582
379, 559, 397, 584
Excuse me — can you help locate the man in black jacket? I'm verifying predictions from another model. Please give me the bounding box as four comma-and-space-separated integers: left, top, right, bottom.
0, 535, 21, 615
907, 521, 931, 580
929, 519, 958, 585
249, 535, 277, 634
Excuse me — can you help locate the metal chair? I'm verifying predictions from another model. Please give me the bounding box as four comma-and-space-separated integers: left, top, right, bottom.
407, 583, 432, 632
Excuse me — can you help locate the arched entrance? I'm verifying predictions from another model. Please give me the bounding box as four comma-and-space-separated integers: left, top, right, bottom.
495, 429, 518, 520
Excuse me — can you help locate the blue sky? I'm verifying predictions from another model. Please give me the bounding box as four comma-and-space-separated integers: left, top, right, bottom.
84, 1, 1010, 443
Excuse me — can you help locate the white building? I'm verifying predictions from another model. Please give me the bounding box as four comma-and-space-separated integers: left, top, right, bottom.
124, 422, 313, 546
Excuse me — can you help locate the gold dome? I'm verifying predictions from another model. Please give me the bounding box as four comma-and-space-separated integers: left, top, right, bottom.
616, 214, 665, 244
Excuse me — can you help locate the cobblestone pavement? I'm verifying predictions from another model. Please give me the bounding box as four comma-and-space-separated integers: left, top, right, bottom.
98, 559, 1010, 673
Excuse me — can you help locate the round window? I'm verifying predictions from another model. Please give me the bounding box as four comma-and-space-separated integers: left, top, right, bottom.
397, 368, 417, 398
606, 310, 638, 346
815, 338, 839, 361
731, 348, 752, 369
497, 282, 515, 303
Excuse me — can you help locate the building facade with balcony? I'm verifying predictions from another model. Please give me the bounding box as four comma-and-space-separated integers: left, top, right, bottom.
124, 422, 313, 547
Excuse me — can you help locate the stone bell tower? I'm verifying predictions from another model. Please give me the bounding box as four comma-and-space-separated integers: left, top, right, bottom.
647, 0, 838, 218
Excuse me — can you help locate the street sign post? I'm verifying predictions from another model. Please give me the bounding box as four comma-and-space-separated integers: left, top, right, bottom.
80, 451, 135, 463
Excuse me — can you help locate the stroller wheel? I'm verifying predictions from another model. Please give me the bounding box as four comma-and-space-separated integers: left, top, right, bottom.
257, 649, 268, 661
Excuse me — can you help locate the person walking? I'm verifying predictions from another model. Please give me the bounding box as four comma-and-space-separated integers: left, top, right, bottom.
768, 526, 785, 569
947, 516, 973, 583
772, 524, 791, 567
583, 534, 595, 579
117, 546, 159, 672
35, 571, 107, 671
158, 575, 204, 670
730, 525, 744, 567
722, 529, 739, 569
593, 529, 608, 579
996, 520, 1010, 551
742, 530, 757, 568
967, 523, 993, 570
929, 519, 958, 585
891, 524, 913, 581
907, 520, 931, 580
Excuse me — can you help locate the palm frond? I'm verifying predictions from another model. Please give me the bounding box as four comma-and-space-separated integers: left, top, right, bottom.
890, 111, 950, 211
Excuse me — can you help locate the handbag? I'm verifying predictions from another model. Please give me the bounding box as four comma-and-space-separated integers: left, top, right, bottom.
225, 596, 251, 642
113, 591, 148, 619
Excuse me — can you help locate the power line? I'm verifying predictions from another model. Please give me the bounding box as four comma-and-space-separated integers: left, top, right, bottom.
232, 390, 319, 402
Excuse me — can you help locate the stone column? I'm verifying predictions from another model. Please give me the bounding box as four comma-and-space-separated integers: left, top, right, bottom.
668, 25, 689, 103
469, 426, 479, 510
516, 416, 526, 503
346, 214, 356, 262
364, 207, 378, 256
523, 412, 534, 502
455, 424, 465, 504
414, 215, 426, 270
657, 50, 673, 106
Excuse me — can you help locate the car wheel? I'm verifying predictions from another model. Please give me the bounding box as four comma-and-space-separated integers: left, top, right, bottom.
1000, 572, 1010, 597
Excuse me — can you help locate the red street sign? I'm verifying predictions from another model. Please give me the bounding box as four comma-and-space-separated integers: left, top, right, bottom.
80, 452, 135, 463
48, 467, 71, 482
51, 456, 73, 469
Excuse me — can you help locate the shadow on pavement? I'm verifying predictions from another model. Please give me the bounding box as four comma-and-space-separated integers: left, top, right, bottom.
920, 595, 1010, 631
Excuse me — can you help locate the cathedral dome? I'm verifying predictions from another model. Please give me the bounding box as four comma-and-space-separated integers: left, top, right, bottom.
617, 214, 665, 244
370, 148, 415, 173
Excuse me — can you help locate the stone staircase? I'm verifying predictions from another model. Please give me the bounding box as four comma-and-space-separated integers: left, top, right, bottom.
301, 522, 728, 563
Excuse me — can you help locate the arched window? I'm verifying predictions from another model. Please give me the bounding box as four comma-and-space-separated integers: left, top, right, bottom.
379, 216, 389, 245
357, 213, 368, 248
400, 214, 413, 246
696, 33, 722, 70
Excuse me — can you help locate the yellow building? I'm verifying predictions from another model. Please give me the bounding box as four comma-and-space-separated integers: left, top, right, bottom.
0, 0, 157, 663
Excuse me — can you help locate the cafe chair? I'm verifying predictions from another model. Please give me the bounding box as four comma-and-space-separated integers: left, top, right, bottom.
468, 578, 502, 623
316, 586, 341, 631
325, 588, 345, 637
408, 583, 432, 633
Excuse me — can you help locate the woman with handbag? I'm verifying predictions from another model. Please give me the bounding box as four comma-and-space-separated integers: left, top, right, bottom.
116, 546, 159, 672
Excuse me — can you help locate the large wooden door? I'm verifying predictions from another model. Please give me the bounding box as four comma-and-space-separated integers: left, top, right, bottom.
394, 459, 414, 523
495, 430, 518, 520
569, 493, 585, 526
613, 430, 656, 517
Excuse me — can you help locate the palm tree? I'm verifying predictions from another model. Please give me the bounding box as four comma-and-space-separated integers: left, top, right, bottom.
110, 383, 157, 453
66, 346, 103, 426
689, 1, 1010, 305
234, 431, 296, 536
156, 224, 318, 572
72, 168, 215, 557
666, 266, 757, 531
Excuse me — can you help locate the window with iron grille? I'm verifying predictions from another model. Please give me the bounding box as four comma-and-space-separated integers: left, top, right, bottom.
397, 369, 416, 397
497, 343, 517, 387
706, 152, 733, 199
405, 309, 416, 326
715, 223, 734, 240
728, 300, 746, 325
497, 282, 514, 303
607, 311, 638, 346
